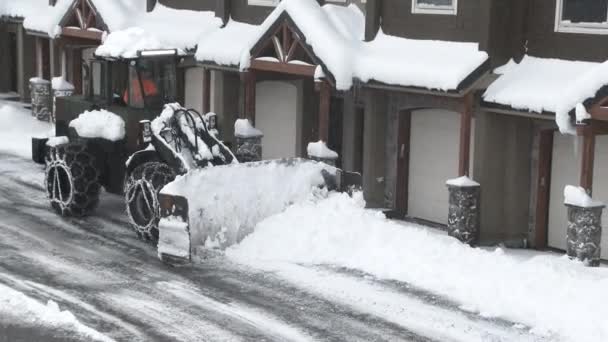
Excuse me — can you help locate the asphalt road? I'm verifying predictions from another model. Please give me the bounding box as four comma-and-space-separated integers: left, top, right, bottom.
0, 153, 551, 342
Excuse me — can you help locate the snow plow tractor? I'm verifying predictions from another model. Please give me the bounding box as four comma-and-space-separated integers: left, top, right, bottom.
31, 49, 235, 242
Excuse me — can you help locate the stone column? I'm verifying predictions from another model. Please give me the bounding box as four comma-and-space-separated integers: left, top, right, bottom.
30, 78, 52, 121
566, 204, 604, 267
307, 141, 339, 166
447, 179, 481, 246
234, 119, 263, 163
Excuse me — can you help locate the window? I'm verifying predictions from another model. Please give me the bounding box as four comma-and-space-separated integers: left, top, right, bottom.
412, 0, 457, 15
555, 0, 608, 34
248, 0, 279, 6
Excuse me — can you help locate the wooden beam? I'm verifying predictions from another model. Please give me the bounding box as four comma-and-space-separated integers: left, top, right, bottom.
576, 120, 608, 135
580, 124, 596, 194
242, 71, 256, 124
590, 104, 608, 121
61, 27, 102, 41
318, 80, 331, 142
250, 59, 315, 77
202, 68, 211, 114
458, 93, 474, 177
535, 129, 554, 250
35, 37, 43, 78
395, 110, 412, 214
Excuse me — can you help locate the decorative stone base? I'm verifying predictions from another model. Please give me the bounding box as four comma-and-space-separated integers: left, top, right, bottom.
30, 79, 52, 121
566, 204, 604, 267
235, 135, 262, 163
309, 155, 337, 167
447, 184, 481, 246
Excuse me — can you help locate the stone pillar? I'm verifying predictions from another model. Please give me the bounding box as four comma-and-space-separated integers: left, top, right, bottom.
307, 141, 338, 166
235, 135, 263, 163
30, 78, 52, 121
566, 204, 604, 266
447, 180, 481, 246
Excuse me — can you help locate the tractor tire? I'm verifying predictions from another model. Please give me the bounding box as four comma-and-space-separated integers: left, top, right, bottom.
45, 142, 101, 217
124, 162, 176, 243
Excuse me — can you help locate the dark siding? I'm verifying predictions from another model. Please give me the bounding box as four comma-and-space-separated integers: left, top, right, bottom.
380, 0, 486, 43
158, 0, 216, 11
487, 0, 527, 66
526, 0, 608, 62
229, 0, 274, 24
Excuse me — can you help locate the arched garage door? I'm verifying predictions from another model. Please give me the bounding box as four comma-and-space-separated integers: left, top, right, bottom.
255, 81, 302, 160
407, 109, 475, 225
548, 133, 608, 260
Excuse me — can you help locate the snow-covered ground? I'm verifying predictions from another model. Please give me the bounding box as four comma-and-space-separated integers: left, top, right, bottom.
0, 283, 114, 342
0, 100, 53, 158
227, 192, 608, 342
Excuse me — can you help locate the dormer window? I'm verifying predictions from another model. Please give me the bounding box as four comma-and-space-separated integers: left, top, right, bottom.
555, 0, 608, 34
412, 0, 457, 15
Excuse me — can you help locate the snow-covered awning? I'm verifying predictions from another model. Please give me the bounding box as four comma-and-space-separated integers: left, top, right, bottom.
195, 0, 488, 93
483, 55, 608, 133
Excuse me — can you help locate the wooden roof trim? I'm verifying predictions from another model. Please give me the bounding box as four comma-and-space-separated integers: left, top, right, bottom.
61, 27, 102, 41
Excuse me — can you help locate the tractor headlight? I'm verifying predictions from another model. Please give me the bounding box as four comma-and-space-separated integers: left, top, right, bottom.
140, 120, 152, 144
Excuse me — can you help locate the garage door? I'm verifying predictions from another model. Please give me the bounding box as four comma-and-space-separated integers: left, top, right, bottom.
255, 81, 302, 160
407, 109, 474, 225
548, 133, 608, 260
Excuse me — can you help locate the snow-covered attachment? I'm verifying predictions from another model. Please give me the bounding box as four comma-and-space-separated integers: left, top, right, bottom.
157, 159, 361, 262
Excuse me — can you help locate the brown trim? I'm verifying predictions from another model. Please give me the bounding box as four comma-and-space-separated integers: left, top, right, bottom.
71, 48, 83, 95
395, 110, 412, 213
580, 124, 596, 194
458, 93, 474, 177
318, 81, 331, 142
535, 129, 555, 250
250, 59, 316, 77
61, 27, 102, 41
590, 104, 608, 122
242, 71, 256, 124
202, 68, 211, 114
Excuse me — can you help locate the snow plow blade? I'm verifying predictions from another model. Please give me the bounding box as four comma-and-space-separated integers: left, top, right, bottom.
157, 158, 361, 262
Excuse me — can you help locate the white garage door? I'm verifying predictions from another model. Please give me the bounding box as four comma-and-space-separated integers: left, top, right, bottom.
548, 133, 608, 260
408, 109, 474, 225
255, 81, 302, 160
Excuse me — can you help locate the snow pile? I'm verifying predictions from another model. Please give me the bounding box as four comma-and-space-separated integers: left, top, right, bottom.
158, 216, 190, 259
161, 159, 335, 250
483, 55, 608, 133
0, 102, 53, 158
0, 283, 114, 342
446, 176, 480, 187
307, 141, 338, 159
356, 30, 488, 91
575, 103, 592, 123
69, 109, 126, 141
95, 27, 182, 59
234, 119, 263, 138
564, 185, 605, 208
51, 77, 74, 91
46, 136, 69, 147
196, 0, 487, 92
228, 192, 608, 342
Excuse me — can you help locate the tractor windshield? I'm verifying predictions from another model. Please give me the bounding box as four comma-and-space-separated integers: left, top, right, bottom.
126, 57, 177, 110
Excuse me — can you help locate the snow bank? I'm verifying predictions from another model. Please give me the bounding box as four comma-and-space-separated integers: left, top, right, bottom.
69, 109, 125, 141
0, 102, 53, 158
564, 185, 605, 208
483, 55, 608, 133
307, 141, 338, 159
0, 283, 114, 342
161, 159, 335, 251
234, 119, 263, 138
228, 192, 608, 342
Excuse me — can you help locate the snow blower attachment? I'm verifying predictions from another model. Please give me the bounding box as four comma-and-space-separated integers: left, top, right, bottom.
156, 159, 362, 264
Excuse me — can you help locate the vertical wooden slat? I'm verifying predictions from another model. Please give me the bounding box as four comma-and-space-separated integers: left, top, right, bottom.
458, 93, 474, 177
580, 124, 596, 194
318, 81, 331, 142
535, 129, 554, 250
202, 68, 211, 114
396, 110, 412, 214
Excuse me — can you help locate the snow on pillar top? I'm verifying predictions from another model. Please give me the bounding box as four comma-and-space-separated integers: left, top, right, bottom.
564, 185, 605, 208
307, 140, 338, 160
446, 176, 480, 188
234, 119, 263, 138
51, 77, 75, 91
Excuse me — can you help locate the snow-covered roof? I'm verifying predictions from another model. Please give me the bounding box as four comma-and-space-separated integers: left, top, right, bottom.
0, 0, 47, 19
483, 55, 608, 133
195, 0, 488, 92
22, 0, 74, 37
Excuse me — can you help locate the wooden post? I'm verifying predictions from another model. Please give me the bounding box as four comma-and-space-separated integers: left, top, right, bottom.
35, 37, 43, 78
535, 129, 554, 250
318, 80, 331, 142
202, 68, 211, 114
458, 93, 474, 177
242, 71, 256, 124
580, 124, 596, 195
